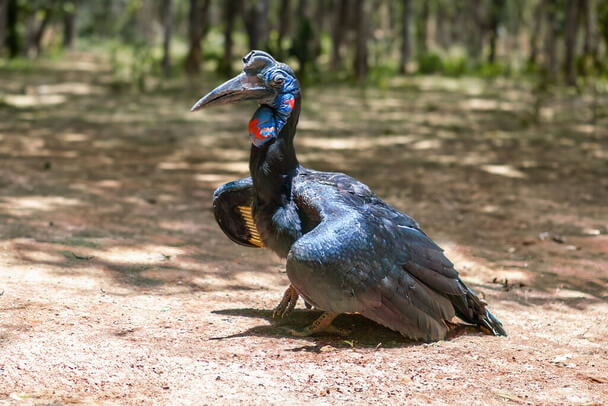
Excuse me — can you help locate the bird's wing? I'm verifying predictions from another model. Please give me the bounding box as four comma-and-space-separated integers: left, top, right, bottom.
287, 170, 467, 341
213, 177, 263, 248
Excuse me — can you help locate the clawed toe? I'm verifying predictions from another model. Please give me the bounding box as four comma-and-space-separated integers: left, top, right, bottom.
282, 312, 347, 337
273, 285, 299, 318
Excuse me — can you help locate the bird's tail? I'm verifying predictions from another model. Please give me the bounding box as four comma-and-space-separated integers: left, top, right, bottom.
451, 283, 507, 336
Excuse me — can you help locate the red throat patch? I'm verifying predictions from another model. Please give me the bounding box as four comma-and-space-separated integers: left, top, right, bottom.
248, 119, 264, 141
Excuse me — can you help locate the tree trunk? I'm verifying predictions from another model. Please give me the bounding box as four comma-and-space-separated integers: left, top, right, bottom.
276, 0, 291, 57
0, 0, 8, 54
564, 0, 580, 86
330, 0, 348, 70
311, 0, 325, 60
399, 0, 411, 73
6, 0, 17, 57
544, 0, 559, 80
528, 0, 545, 65
353, 0, 368, 81
219, 0, 238, 76
62, 0, 77, 49
466, 0, 483, 59
32, 7, 52, 58
160, 0, 172, 77
416, 0, 429, 54
582, 0, 594, 57
185, 0, 211, 75
243, 0, 269, 51
487, 0, 505, 63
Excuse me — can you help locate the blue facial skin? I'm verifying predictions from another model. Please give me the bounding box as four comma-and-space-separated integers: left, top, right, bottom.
248, 66, 300, 148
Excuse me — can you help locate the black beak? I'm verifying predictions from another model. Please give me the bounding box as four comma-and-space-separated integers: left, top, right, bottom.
190, 72, 274, 112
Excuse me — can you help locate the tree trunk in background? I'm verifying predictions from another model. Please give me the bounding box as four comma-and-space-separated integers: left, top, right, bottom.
161, 0, 172, 77
62, 0, 77, 49
353, 0, 368, 81
435, 5, 448, 50
6, 0, 16, 57
219, 0, 238, 76
290, 0, 313, 77
416, 0, 429, 54
564, 0, 580, 86
487, 0, 505, 63
544, 0, 559, 80
399, 0, 411, 73
276, 0, 291, 57
467, 0, 483, 59
32, 7, 52, 57
311, 0, 325, 60
582, 0, 594, 57
0, 0, 8, 54
529, 0, 545, 65
243, 0, 270, 51
331, 0, 348, 70
185, 0, 210, 75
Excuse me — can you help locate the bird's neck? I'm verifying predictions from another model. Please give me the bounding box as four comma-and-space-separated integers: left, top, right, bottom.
249, 95, 301, 207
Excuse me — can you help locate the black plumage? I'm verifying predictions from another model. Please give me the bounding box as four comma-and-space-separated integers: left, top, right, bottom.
194, 51, 506, 341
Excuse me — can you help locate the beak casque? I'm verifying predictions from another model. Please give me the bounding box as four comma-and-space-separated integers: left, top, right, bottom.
190, 72, 274, 112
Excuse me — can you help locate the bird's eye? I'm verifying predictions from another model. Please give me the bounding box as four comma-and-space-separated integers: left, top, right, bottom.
272, 75, 285, 87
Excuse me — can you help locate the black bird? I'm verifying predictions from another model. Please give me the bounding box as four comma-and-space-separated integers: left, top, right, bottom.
191, 51, 506, 341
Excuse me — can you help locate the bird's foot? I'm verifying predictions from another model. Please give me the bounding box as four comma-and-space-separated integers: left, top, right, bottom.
286, 312, 350, 337
273, 285, 299, 318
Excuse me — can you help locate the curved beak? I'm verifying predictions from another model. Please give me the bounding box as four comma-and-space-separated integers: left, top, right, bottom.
190, 72, 274, 112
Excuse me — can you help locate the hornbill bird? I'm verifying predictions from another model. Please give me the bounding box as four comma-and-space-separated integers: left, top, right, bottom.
191, 51, 506, 341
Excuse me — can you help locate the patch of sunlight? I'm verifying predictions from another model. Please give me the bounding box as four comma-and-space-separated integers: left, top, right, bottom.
553, 288, 595, 300
540, 107, 554, 121
31, 82, 105, 96
158, 220, 200, 231
53, 59, 106, 72
411, 139, 441, 150
299, 135, 418, 150
462, 98, 519, 112
95, 245, 185, 265
2, 94, 66, 108
481, 164, 526, 179
159, 161, 249, 174
158, 161, 190, 170
58, 132, 90, 143
572, 124, 595, 134
207, 148, 249, 161
194, 173, 236, 184
494, 269, 530, 282
20, 250, 66, 263
95, 180, 121, 188
233, 271, 282, 288
201, 161, 249, 173
416, 76, 484, 92
0, 196, 81, 216
425, 154, 458, 165
481, 205, 499, 213
438, 241, 496, 284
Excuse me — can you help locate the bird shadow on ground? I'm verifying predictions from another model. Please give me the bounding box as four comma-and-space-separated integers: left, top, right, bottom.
211, 308, 487, 350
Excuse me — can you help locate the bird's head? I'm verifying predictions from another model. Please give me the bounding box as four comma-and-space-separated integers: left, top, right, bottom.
191, 51, 300, 147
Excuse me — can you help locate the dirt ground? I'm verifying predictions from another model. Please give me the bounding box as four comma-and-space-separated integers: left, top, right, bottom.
1, 53, 607, 405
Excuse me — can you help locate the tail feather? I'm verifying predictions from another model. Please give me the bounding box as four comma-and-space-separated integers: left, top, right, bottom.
450, 282, 507, 336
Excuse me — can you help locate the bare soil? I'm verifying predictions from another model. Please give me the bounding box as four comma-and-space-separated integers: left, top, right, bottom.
1, 53, 607, 405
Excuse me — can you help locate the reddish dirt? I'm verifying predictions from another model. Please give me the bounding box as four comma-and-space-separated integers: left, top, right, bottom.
1, 53, 607, 405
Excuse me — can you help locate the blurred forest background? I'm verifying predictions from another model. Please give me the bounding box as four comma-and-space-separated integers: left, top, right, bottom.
1, 1, 608, 403
1, 0, 607, 88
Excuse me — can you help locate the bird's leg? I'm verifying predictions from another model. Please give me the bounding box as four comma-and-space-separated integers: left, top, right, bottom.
288, 312, 349, 337
273, 285, 299, 318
